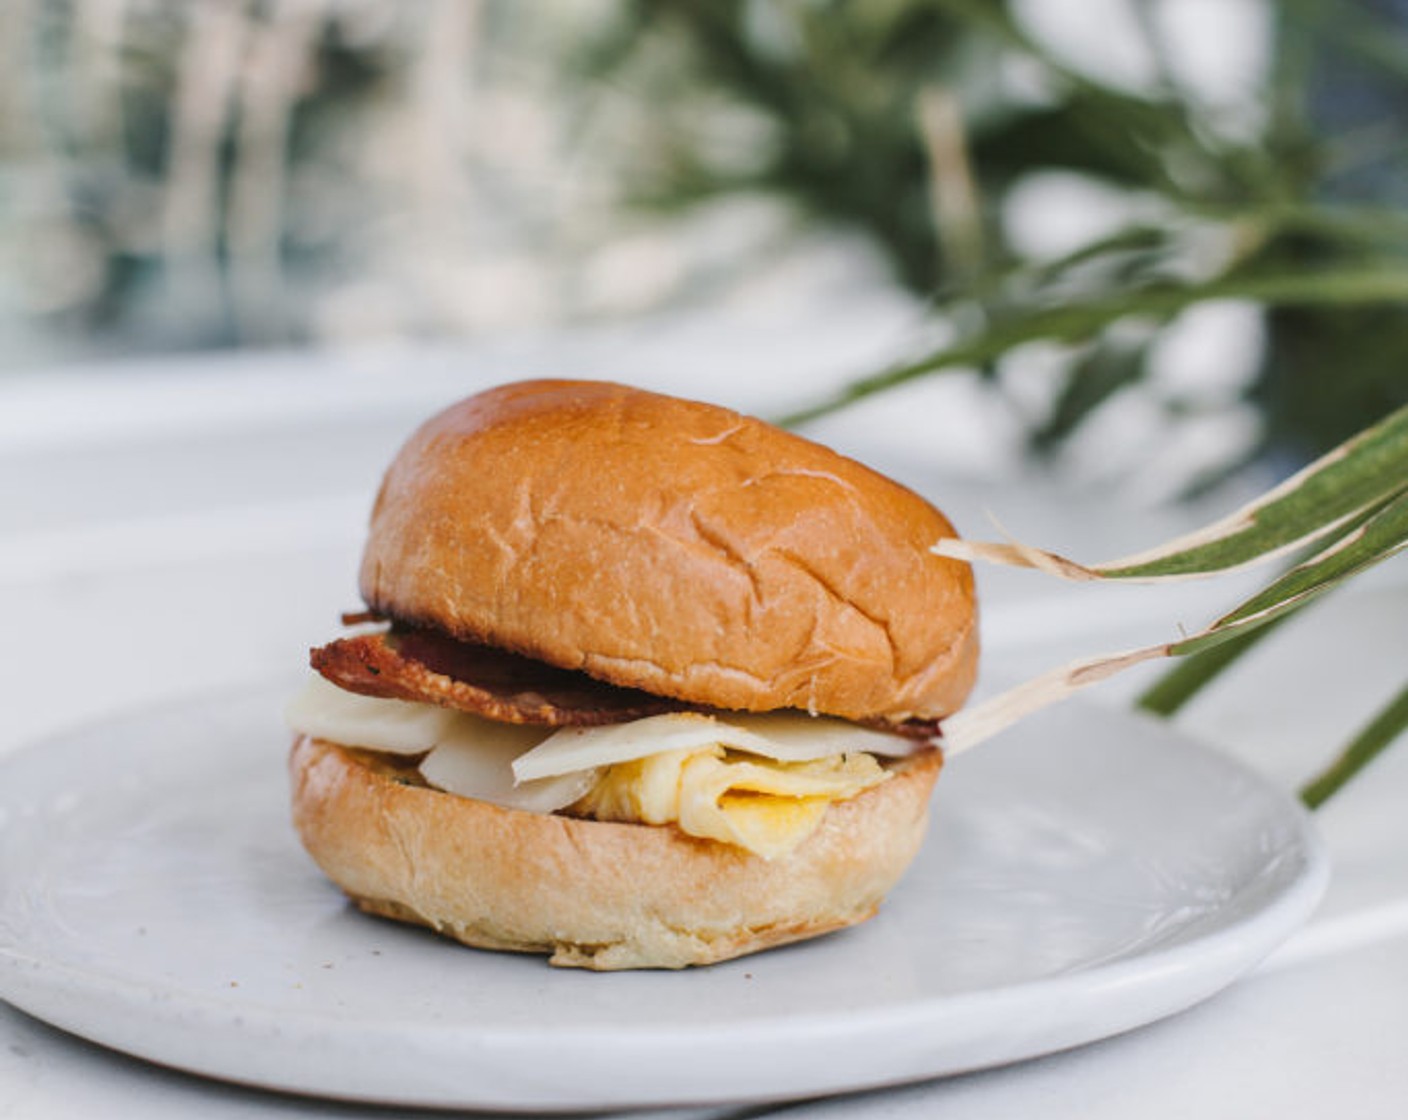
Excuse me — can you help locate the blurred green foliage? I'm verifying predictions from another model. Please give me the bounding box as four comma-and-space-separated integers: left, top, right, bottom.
582, 0, 1408, 469
4, 0, 1406, 474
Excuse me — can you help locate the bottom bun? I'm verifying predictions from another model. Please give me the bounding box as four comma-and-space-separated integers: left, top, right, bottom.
289, 735, 943, 970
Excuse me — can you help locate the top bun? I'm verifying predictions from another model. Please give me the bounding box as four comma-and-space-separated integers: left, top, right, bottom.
359, 380, 977, 722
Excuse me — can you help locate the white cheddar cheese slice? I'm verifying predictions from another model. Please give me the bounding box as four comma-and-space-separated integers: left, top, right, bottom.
284, 674, 458, 755
285, 675, 587, 813
512, 710, 920, 783
419, 725, 598, 815
720, 712, 925, 761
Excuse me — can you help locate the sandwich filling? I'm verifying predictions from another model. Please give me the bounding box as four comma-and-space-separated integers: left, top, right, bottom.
286, 673, 931, 860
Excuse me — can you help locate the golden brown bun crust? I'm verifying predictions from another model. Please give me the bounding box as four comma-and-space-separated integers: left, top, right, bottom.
359, 380, 977, 722
289, 735, 944, 970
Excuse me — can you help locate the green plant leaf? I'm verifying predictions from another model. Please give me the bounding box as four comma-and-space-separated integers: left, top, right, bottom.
1300, 681, 1408, 808
781, 274, 1408, 428
1107, 404, 1408, 579
1137, 609, 1292, 717
1031, 338, 1150, 453
1169, 490, 1408, 654
934, 400, 1408, 580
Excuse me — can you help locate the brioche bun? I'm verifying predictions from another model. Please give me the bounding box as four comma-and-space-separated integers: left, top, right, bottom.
359, 380, 977, 722
290, 735, 943, 970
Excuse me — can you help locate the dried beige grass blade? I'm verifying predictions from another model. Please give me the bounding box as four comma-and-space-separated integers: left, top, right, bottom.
941, 646, 1167, 756
941, 489, 1408, 755
932, 531, 1103, 581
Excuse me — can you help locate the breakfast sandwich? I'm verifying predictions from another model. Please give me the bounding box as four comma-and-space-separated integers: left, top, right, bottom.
286, 379, 978, 969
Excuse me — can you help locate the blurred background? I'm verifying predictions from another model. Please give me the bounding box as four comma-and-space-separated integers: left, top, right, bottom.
2, 0, 1406, 490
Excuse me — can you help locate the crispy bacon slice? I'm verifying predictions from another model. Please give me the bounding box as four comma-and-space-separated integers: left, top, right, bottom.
311, 623, 942, 739
869, 715, 943, 742
310, 628, 685, 726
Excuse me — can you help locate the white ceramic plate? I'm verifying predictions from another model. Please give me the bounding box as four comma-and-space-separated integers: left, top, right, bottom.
0, 683, 1326, 1111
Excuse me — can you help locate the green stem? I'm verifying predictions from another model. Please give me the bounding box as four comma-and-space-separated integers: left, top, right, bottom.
1138, 610, 1292, 717
1301, 681, 1408, 809
779, 268, 1408, 428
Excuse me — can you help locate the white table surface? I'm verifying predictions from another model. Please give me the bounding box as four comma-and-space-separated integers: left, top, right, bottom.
3, 321, 1406, 1119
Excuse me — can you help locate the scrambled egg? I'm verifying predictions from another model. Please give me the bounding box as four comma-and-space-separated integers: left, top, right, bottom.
572, 747, 890, 860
